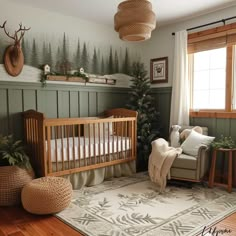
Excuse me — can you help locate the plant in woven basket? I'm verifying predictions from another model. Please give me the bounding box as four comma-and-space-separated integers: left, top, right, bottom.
0, 134, 31, 169
211, 135, 236, 149
0, 134, 34, 206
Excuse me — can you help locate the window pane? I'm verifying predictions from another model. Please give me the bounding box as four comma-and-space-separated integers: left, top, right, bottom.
210, 49, 226, 69
192, 48, 226, 110
193, 91, 209, 109
209, 90, 225, 109
210, 69, 225, 89
194, 51, 210, 70
194, 71, 209, 90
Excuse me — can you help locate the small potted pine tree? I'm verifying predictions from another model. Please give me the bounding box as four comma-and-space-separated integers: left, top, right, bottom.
126, 62, 160, 171
0, 135, 35, 206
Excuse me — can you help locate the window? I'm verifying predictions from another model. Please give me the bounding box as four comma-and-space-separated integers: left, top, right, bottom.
188, 23, 236, 118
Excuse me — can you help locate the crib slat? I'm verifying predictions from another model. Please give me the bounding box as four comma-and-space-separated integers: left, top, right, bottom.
55, 127, 58, 172
112, 122, 115, 160
116, 124, 119, 160
125, 121, 128, 159
93, 123, 96, 165
83, 133, 86, 166
72, 125, 76, 168
78, 125, 81, 167
103, 122, 105, 162
66, 125, 70, 169
108, 121, 110, 161
131, 120, 134, 159
98, 123, 101, 164
60, 126, 65, 170
47, 127, 52, 174
121, 121, 124, 158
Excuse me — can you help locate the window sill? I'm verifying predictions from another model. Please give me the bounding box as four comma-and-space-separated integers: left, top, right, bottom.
190, 111, 236, 118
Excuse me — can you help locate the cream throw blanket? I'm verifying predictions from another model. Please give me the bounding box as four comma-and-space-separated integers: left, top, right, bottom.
148, 138, 182, 192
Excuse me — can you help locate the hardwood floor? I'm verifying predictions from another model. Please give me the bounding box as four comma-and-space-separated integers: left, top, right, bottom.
0, 206, 82, 236
0, 206, 235, 236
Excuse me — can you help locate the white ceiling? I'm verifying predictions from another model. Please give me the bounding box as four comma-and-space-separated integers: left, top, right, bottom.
9, 0, 236, 26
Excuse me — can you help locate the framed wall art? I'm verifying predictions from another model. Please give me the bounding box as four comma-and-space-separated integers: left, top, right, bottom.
150, 57, 168, 83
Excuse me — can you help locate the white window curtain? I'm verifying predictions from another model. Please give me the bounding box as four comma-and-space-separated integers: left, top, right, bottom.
169, 30, 189, 127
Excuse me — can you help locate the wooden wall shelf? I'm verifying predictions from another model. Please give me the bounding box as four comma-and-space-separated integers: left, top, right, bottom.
46, 75, 116, 85
47, 75, 85, 83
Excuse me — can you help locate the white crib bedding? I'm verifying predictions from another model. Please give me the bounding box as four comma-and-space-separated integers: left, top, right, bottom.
46, 135, 131, 162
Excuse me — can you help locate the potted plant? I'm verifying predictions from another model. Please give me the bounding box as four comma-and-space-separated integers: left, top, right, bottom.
211, 135, 236, 149
0, 135, 35, 206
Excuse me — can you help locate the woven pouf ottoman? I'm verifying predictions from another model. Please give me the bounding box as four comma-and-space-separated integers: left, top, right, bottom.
21, 176, 72, 215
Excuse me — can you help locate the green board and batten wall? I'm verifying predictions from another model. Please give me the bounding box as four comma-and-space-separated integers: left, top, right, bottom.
0, 81, 172, 140
1, 81, 236, 142
0, 81, 130, 139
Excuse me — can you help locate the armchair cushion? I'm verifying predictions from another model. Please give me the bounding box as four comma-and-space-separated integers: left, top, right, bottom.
172, 153, 197, 170
180, 129, 215, 156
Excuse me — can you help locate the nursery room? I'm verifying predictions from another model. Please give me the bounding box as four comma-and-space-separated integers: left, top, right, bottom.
1, 0, 236, 235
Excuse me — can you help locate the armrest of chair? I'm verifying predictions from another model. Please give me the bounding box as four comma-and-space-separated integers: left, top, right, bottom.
197, 145, 211, 180
197, 144, 209, 155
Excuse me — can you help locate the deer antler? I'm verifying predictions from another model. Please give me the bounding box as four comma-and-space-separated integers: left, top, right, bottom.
0, 20, 31, 44
16, 22, 31, 43
0, 21, 15, 40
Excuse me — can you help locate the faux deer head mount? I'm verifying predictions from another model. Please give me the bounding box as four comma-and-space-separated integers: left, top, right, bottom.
0, 21, 30, 76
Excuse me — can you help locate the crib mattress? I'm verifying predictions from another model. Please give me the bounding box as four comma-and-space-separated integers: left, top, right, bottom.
46, 135, 131, 162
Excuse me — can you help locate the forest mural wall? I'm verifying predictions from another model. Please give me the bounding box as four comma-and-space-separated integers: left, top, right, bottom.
0, 33, 136, 76
0, 0, 143, 86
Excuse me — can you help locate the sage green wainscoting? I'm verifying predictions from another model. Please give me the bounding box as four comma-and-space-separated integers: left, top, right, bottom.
190, 117, 236, 141
0, 81, 130, 139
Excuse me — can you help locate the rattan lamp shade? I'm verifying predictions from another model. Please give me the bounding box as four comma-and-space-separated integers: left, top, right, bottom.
114, 0, 156, 41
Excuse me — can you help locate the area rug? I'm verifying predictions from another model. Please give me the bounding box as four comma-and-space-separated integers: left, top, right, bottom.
56, 173, 236, 236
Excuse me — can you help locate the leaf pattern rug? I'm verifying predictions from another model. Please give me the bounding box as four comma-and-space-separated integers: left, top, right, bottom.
56, 172, 236, 236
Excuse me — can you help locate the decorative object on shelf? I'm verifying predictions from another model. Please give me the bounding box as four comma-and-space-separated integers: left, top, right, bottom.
114, 0, 156, 42
211, 135, 236, 149
0, 135, 34, 206
0, 21, 30, 76
150, 57, 168, 83
43, 64, 50, 74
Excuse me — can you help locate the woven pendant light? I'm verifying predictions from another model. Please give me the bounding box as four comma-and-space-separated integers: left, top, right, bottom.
114, 0, 156, 42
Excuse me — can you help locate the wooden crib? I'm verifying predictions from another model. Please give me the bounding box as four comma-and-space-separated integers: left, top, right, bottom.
23, 108, 137, 178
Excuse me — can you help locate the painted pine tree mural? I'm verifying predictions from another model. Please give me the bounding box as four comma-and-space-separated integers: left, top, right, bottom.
42, 42, 47, 65
114, 50, 119, 73
58, 33, 71, 74
92, 47, 99, 74
0, 29, 139, 78
101, 56, 105, 75
55, 46, 61, 71
122, 48, 130, 75
108, 47, 114, 74
46, 43, 53, 68
21, 38, 30, 65
31, 39, 39, 68
62, 32, 68, 62
74, 38, 81, 69
81, 42, 89, 72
